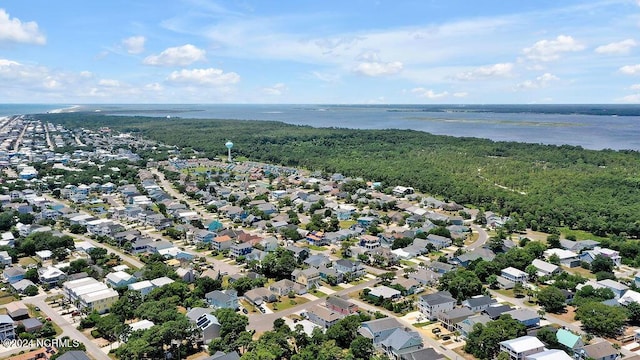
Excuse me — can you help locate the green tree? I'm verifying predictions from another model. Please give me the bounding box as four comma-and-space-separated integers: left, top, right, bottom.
536, 326, 560, 348
464, 314, 527, 359
547, 234, 561, 249
325, 315, 362, 348
572, 285, 614, 306
349, 335, 374, 359
24, 285, 39, 296
537, 286, 566, 313
576, 302, 627, 337
590, 254, 615, 274
438, 269, 483, 301
626, 301, 640, 325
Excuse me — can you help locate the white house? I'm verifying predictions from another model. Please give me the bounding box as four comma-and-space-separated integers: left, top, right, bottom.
499, 336, 545, 360
501, 267, 528, 283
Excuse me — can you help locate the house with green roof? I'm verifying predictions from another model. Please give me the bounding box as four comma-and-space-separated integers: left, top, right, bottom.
557, 328, 583, 353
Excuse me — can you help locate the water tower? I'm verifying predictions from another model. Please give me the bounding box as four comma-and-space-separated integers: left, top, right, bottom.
225, 140, 233, 162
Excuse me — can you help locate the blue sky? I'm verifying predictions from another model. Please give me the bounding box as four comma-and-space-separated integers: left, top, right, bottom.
2, 0, 640, 104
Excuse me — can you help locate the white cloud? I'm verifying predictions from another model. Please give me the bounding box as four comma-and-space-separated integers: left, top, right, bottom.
630, 84, 640, 90
143, 44, 206, 66
523, 35, 584, 61
453, 92, 468, 98
516, 73, 559, 90
0, 9, 46, 45
145, 83, 164, 91
311, 71, 340, 83
353, 60, 403, 77
122, 36, 146, 54
618, 94, 640, 103
98, 79, 121, 87
262, 83, 287, 96
167, 68, 240, 86
595, 39, 637, 55
411, 88, 448, 99
620, 64, 640, 74
455, 63, 513, 80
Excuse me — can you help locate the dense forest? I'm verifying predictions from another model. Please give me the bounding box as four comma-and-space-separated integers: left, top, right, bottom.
39, 112, 640, 237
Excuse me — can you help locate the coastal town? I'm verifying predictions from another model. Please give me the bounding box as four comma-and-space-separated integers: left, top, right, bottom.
0, 113, 638, 360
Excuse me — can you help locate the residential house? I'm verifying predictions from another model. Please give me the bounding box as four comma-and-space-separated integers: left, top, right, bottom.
359, 234, 381, 250
577, 341, 620, 360
205, 290, 238, 310
457, 314, 492, 338
269, 279, 306, 296
418, 291, 456, 320
325, 296, 358, 315
543, 249, 580, 268
291, 268, 320, 290
286, 246, 309, 262
21, 318, 43, 333
501, 267, 528, 283
391, 277, 421, 295
176, 267, 196, 283
11, 279, 36, 294
531, 259, 561, 277
619, 289, 640, 306
597, 279, 628, 299
105, 271, 136, 288
499, 336, 545, 360
211, 235, 234, 251
437, 307, 475, 331
526, 349, 573, 360
556, 328, 583, 353
379, 328, 423, 360
483, 304, 514, 320
3, 266, 25, 284
462, 295, 497, 312
368, 286, 402, 301
409, 268, 441, 287
230, 243, 254, 259
5, 302, 29, 320
244, 287, 277, 306
0, 251, 11, 266
38, 266, 66, 286
0, 315, 15, 340
580, 247, 621, 267
504, 309, 540, 328
560, 239, 600, 252
194, 230, 217, 245
304, 254, 331, 269
306, 231, 327, 246
359, 317, 404, 344
304, 305, 342, 329
400, 348, 445, 360
426, 234, 452, 250
205, 351, 241, 360
186, 307, 221, 344
334, 259, 365, 280
429, 262, 455, 274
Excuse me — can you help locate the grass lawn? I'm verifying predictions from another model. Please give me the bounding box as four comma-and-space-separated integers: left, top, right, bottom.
413, 321, 433, 328
349, 278, 368, 285
19, 257, 38, 267
565, 265, 596, 279
267, 296, 309, 312
558, 227, 608, 242
327, 284, 345, 291
0, 292, 16, 305
400, 260, 418, 267
306, 244, 327, 251
212, 253, 226, 260
339, 220, 356, 229
310, 289, 328, 298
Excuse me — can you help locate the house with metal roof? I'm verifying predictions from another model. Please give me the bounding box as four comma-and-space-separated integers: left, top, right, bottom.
556, 328, 583, 353
499, 336, 545, 360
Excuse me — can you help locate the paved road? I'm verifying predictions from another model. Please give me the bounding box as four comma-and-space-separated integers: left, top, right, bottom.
247, 278, 378, 333
149, 168, 215, 223
468, 225, 489, 251
24, 295, 111, 360
62, 231, 145, 269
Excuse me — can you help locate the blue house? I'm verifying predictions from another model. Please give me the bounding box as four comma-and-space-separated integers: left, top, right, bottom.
208, 221, 223, 232
231, 243, 254, 258
3, 267, 25, 284
357, 217, 376, 227
504, 309, 540, 328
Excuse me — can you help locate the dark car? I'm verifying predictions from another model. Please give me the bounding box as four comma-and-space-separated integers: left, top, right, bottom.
242, 308, 248, 314
431, 327, 441, 334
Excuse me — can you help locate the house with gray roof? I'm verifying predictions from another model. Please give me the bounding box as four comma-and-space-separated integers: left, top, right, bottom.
437, 307, 475, 331
418, 291, 456, 320
206, 289, 238, 310
401, 348, 445, 360
462, 295, 497, 312
359, 317, 404, 344
379, 328, 423, 359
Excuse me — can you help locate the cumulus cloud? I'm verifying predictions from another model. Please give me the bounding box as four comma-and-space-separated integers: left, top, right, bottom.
143, 44, 206, 66
353, 61, 403, 76
167, 68, 240, 86
262, 83, 286, 96
98, 79, 121, 87
595, 39, 637, 55
523, 35, 584, 61
352, 51, 402, 76
516, 73, 559, 90
122, 36, 146, 54
453, 92, 468, 98
618, 94, 640, 103
620, 64, 640, 75
454, 63, 513, 80
411, 88, 448, 99
0, 9, 46, 45
630, 84, 640, 90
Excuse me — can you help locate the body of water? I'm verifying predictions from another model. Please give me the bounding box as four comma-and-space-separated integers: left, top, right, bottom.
2, 104, 640, 151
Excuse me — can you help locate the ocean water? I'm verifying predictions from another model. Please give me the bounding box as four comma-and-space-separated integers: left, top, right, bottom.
2, 104, 640, 151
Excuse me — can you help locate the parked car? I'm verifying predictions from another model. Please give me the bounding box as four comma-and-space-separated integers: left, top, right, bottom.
431, 327, 441, 334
